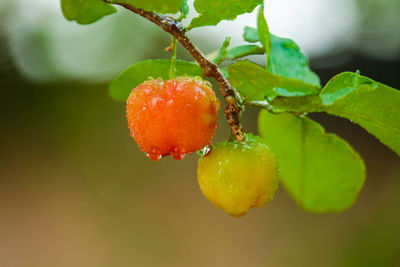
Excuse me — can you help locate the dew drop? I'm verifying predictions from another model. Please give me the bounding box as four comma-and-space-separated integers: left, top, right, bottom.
197, 145, 211, 156
167, 99, 174, 106
171, 147, 186, 160
171, 152, 185, 160
145, 153, 162, 161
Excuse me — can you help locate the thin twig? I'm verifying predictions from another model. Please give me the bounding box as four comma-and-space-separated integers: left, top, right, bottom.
168, 37, 177, 78
103, 0, 244, 140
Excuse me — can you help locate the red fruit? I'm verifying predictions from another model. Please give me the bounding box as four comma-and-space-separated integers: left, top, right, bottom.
126, 76, 221, 161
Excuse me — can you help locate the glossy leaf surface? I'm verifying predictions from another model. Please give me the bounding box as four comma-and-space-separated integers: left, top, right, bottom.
61, 0, 116, 24
109, 0, 182, 14
259, 111, 366, 212
189, 0, 262, 28
228, 61, 320, 101
270, 72, 400, 156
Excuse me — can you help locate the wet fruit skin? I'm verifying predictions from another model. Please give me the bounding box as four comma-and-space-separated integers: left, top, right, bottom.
197, 134, 279, 217
126, 76, 221, 161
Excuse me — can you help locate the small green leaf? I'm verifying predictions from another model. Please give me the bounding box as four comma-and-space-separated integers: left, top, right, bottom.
61, 0, 117, 25
243, 26, 260, 43
269, 35, 321, 87
258, 111, 366, 212
180, 0, 190, 18
214, 37, 231, 65
108, 0, 181, 14
225, 45, 265, 61
270, 72, 400, 156
228, 61, 320, 102
109, 59, 202, 101
189, 0, 262, 28
242, 27, 320, 87
257, 5, 271, 68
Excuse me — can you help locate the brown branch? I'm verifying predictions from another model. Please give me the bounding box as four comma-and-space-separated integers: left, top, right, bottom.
103, 1, 244, 141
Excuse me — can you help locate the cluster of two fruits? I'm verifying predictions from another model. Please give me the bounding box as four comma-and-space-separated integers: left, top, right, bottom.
127, 76, 279, 217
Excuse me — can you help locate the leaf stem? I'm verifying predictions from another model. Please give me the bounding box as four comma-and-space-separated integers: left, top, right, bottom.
213, 37, 231, 65
168, 37, 177, 78
102, 0, 244, 140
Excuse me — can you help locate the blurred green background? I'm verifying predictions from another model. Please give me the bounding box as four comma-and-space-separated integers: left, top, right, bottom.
0, 0, 400, 266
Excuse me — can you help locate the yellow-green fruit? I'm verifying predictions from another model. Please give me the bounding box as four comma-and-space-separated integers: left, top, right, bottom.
197, 134, 279, 217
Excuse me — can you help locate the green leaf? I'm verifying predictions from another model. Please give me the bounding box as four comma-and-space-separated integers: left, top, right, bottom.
228, 61, 320, 101
242, 27, 320, 87
180, 0, 190, 18
108, 0, 181, 14
189, 0, 262, 28
270, 72, 400, 156
269, 35, 321, 87
214, 37, 231, 65
109, 59, 203, 101
225, 45, 265, 61
257, 5, 271, 68
243, 26, 260, 43
320, 73, 400, 156
61, 0, 117, 25
258, 111, 366, 212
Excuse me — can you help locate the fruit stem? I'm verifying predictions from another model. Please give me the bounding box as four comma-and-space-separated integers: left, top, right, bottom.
168, 37, 178, 78
102, 0, 245, 141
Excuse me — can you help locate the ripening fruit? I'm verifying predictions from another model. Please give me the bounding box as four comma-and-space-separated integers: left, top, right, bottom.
197, 134, 279, 217
126, 76, 221, 161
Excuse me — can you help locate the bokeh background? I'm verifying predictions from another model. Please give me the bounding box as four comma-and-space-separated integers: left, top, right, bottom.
1, 0, 400, 266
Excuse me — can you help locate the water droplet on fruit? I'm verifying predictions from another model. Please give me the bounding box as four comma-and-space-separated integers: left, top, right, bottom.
126, 76, 220, 162
171, 152, 185, 160
145, 152, 162, 161
171, 147, 186, 160
150, 97, 162, 107
197, 145, 211, 156
144, 148, 162, 161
